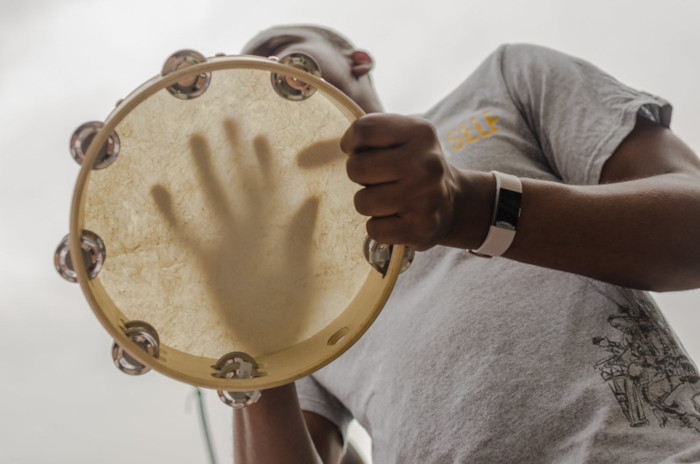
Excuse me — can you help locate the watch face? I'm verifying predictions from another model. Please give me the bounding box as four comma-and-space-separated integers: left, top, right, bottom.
494, 188, 521, 231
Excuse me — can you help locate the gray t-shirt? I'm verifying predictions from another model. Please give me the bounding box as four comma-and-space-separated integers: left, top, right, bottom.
297, 44, 700, 463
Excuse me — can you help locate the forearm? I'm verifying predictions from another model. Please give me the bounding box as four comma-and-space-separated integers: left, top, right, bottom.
233, 383, 323, 464
445, 170, 700, 291
342, 113, 700, 291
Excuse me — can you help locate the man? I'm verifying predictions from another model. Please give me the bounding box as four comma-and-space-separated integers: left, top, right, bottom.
234, 24, 700, 463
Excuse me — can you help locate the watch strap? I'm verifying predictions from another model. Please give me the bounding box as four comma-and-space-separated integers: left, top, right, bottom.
470, 171, 522, 257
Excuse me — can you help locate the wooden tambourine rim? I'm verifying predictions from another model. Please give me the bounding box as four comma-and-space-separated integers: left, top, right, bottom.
69, 55, 406, 391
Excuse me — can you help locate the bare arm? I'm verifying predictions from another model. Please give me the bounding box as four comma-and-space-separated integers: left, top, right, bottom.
343, 114, 700, 292
502, 118, 700, 291
233, 383, 343, 464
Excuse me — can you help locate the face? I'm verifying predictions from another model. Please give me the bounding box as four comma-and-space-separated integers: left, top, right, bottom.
242, 27, 382, 113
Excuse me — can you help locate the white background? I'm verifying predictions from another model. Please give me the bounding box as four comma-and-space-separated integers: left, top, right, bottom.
1, 1, 699, 462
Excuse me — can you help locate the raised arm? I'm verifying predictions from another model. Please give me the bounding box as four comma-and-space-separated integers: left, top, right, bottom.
506, 116, 700, 291
233, 383, 344, 464
342, 113, 700, 292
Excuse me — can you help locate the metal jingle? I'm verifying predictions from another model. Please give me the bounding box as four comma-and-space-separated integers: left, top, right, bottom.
112, 342, 150, 375
213, 351, 259, 371
111, 321, 160, 376
54, 230, 106, 283
270, 53, 322, 101
400, 246, 416, 273
215, 360, 261, 408
362, 235, 391, 275
217, 389, 262, 409
70, 121, 121, 169
162, 49, 211, 100
362, 235, 415, 276
123, 320, 161, 356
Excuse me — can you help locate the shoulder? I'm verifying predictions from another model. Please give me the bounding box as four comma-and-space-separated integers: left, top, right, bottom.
469, 43, 596, 103
492, 43, 594, 79
485, 43, 619, 109
452, 44, 573, 95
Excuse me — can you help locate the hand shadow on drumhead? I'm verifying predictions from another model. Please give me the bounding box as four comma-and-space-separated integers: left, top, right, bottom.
295, 138, 346, 169
150, 118, 324, 356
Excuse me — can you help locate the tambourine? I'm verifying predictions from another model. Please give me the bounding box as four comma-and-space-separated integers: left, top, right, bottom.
55, 50, 412, 407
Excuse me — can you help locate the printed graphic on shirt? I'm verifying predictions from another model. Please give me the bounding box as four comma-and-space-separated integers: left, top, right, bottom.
445, 110, 499, 151
592, 290, 700, 432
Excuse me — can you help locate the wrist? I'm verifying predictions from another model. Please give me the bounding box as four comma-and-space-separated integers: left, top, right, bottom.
439, 169, 495, 249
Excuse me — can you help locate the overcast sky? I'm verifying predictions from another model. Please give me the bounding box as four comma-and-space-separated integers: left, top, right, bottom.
2, 1, 699, 462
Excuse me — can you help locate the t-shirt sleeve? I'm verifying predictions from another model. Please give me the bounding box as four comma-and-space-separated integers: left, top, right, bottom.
296, 375, 353, 440
499, 43, 672, 185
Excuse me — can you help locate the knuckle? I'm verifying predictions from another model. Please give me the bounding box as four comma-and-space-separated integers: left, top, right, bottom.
410, 118, 438, 141
343, 116, 377, 152
352, 116, 376, 141
339, 132, 352, 154
365, 218, 384, 242
346, 156, 361, 182
417, 154, 446, 180
353, 189, 370, 215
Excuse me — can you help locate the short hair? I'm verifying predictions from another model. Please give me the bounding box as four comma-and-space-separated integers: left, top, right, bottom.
294, 25, 354, 51
243, 24, 355, 54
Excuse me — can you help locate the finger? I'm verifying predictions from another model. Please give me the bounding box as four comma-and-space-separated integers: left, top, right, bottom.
354, 183, 405, 217
365, 215, 411, 247
346, 146, 409, 185
296, 138, 345, 169
285, 196, 320, 267
366, 214, 438, 252
253, 135, 273, 181
150, 185, 204, 255
341, 113, 417, 153
222, 118, 245, 153
223, 118, 252, 180
150, 185, 176, 225
245, 135, 275, 223
189, 134, 232, 219
224, 117, 272, 189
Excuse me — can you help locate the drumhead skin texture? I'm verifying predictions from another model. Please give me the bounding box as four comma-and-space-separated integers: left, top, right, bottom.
69, 56, 406, 390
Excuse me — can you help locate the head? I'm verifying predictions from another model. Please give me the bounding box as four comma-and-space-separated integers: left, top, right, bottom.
242, 25, 383, 113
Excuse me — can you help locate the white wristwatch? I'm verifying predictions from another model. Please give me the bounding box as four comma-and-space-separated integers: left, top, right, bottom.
470, 171, 522, 257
